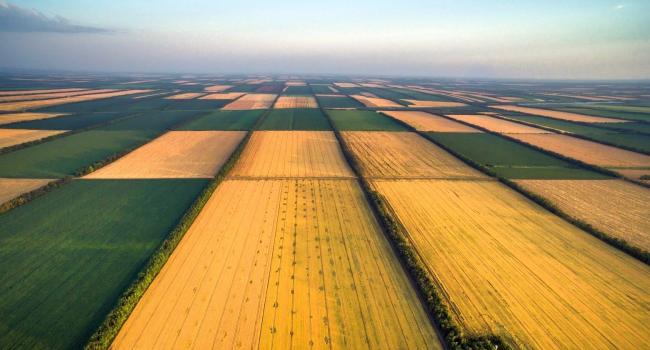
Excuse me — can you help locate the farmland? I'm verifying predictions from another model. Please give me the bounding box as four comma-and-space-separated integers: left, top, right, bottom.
372, 179, 650, 349
85, 131, 245, 179
342, 131, 487, 179
230, 131, 354, 178
259, 108, 330, 130
0, 179, 208, 349
326, 110, 408, 131
517, 179, 650, 251
0, 128, 67, 148
113, 179, 441, 349
1, 75, 650, 350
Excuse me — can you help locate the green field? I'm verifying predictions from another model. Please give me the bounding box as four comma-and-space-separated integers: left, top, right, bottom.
283, 85, 312, 94
0, 179, 207, 350
501, 114, 611, 134
361, 88, 410, 105
326, 109, 408, 131
0, 110, 201, 178
309, 84, 335, 94
553, 107, 650, 122
38, 96, 146, 114
426, 132, 608, 179
389, 88, 458, 102
588, 104, 650, 114
316, 95, 364, 108
3, 112, 130, 130
177, 110, 264, 130
597, 122, 650, 134
228, 84, 258, 92
163, 99, 230, 111
259, 108, 330, 130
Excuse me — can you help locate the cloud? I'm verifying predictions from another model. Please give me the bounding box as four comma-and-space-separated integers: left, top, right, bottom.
614, 4, 627, 10
0, 1, 111, 33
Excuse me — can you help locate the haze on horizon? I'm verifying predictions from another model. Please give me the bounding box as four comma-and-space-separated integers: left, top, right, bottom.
1, 0, 649, 80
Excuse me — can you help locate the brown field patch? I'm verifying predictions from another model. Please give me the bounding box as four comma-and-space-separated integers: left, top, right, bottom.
0, 88, 87, 96
0, 90, 150, 112
112, 179, 440, 350
511, 133, 650, 168
0, 113, 66, 126
491, 105, 627, 123
285, 81, 306, 86
402, 99, 467, 108
0, 129, 67, 148
0, 178, 54, 204
222, 93, 277, 110
342, 131, 487, 179
198, 92, 245, 100
203, 84, 233, 92
350, 95, 402, 108
614, 168, 650, 182
448, 114, 551, 133
230, 131, 354, 178
372, 179, 650, 349
0, 89, 116, 103
164, 92, 206, 100
517, 179, 650, 251
380, 111, 481, 132
273, 95, 318, 109
85, 131, 245, 179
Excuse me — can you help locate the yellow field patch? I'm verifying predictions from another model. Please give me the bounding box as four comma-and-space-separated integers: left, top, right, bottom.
517, 179, 650, 251
333, 82, 360, 88
342, 131, 487, 179
285, 80, 306, 86
230, 131, 354, 178
510, 133, 650, 168
490, 105, 627, 123
615, 168, 650, 182
372, 179, 650, 349
0, 90, 150, 112
111, 179, 441, 350
0, 129, 67, 148
85, 131, 245, 179
273, 95, 318, 108
380, 111, 481, 132
198, 92, 245, 100
0, 88, 87, 96
222, 93, 277, 110
447, 114, 551, 133
164, 92, 206, 99
350, 95, 402, 108
203, 84, 233, 92
402, 100, 467, 108
0, 178, 54, 204
0, 89, 116, 103
0, 113, 66, 126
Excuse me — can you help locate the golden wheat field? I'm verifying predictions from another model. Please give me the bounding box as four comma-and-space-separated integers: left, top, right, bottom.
0, 178, 54, 204
402, 100, 467, 108
615, 168, 650, 182
199, 92, 245, 100
0, 88, 87, 96
333, 82, 359, 88
447, 114, 551, 133
230, 131, 354, 178
510, 133, 650, 168
0, 89, 116, 103
490, 105, 626, 123
0, 128, 67, 148
341, 131, 487, 179
350, 94, 402, 108
380, 111, 481, 132
273, 95, 318, 108
0, 112, 66, 126
372, 179, 650, 349
85, 131, 245, 179
112, 179, 441, 350
0, 89, 150, 112
516, 179, 650, 251
222, 93, 277, 110
204, 84, 233, 92
164, 92, 206, 99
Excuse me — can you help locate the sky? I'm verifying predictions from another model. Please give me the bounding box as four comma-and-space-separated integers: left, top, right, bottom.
1, 0, 649, 79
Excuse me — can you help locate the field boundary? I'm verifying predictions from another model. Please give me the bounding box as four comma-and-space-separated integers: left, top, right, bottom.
84, 105, 273, 349
317, 95, 510, 350
379, 111, 650, 265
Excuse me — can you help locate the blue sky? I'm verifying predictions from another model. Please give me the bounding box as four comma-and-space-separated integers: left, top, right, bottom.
1, 0, 649, 78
